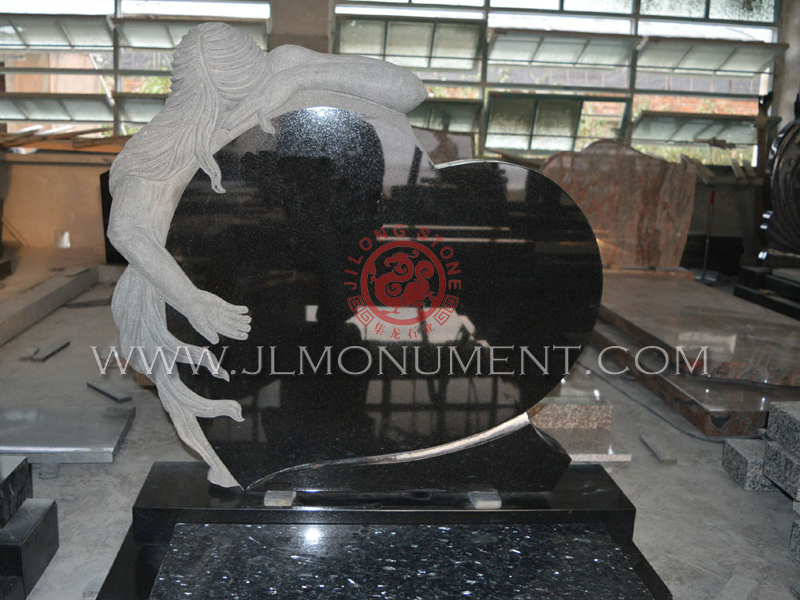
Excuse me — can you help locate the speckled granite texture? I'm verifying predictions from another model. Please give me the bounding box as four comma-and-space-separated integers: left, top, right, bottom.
721, 439, 777, 491
150, 522, 657, 599
791, 521, 800, 563
768, 403, 800, 456
764, 442, 800, 500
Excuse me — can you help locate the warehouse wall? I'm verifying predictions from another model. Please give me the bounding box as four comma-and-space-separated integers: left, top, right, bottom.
0, 155, 111, 254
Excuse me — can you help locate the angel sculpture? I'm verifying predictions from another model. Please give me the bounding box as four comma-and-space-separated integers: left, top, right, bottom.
108, 22, 427, 487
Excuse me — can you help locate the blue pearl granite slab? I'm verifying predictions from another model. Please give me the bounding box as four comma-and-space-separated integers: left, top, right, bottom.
150, 522, 656, 599
0, 457, 31, 528
764, 442, 800, 501
721, 439, 777, 491
768, 402, 800, 457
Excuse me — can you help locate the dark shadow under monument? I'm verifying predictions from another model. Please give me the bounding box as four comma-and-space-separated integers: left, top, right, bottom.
100, 108, 670, 599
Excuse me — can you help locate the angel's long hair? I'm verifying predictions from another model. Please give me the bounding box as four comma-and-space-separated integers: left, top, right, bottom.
110, 22, 270, 194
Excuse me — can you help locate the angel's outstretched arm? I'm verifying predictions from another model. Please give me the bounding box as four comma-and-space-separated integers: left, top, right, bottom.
223, 46, 428, 131
107, 177, 251, 345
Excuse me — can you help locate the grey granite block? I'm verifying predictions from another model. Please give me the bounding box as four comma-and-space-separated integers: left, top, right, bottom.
0, 457, 32, 528
791, 521, 800, 564
764, 442, 800, 500
768, 402, 800, 457
722, 439, 778, 491
794, 501, 800, 515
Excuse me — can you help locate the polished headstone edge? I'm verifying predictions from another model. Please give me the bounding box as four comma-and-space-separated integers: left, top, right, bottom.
107, 21, 435, 488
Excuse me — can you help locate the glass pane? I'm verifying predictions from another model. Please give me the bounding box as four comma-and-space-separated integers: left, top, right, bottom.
534, 37, 587, 65
719, 46, 781, 74
1, 0, 113, 15
637, 20, 774, 42
487, 96, 535, 134
119, 48, 173, 72
531, 98, 581, 151
709, 0, 776, 22
489, 34, 539, 64
640, 0, 705, 18
0, 98, 27, 120
632, 116, 680, 140
119, 21, 175, 48
386, 22, 434, 68
11, 17, 71, 48
430, 24, 480, 70
563, 0, 633, 14
491, 0, 560, 7
485, 133, 530, 150
577, 101, 625, 138
578, 39, 632, 67
61, 17, 113, 48
118, 96, 165, 122
429, 103, 480, 132
121, 1, 270, 19
339, 20, 385, 57
488, 13, 633, 35
672, 119, 716, 142
61, 98, 113, 121
715, 121, 757, 143
17, 98, 71, 120
637, 42, 690, 70
121, 75, 172, 94
678, 45, 735, 71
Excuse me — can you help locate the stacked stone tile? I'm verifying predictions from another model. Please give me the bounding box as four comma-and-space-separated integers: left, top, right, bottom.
0, 456, 59, 599
722, 402, 800, 564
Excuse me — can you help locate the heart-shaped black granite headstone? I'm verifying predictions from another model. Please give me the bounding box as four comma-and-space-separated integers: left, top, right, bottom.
166, 108, 602, 490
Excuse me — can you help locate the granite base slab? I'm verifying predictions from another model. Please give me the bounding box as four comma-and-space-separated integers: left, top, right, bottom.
768, 403, 800, 456
0, 458, 31, 528
764, 442, 800, 501
0, 577, 23, 600
791, 520, 800, 563
721, 439, 777, 491
592, 322, 798, 436
601, 273, 800, 387
0, 264, 97, 347
151, 522, 658, 600
0, 407, 134, 464
735, 267, 800, 322
0, 500, 58, 597
97, 462, 670, 599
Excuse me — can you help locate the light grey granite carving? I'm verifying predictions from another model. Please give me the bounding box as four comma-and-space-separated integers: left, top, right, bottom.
108, 22, 427, 488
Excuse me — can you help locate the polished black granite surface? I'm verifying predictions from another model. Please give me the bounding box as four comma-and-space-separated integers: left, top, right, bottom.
0, 499, 58, 597
0, 457, 31, 528
166, 108, 602, 488
150, 522, 655, 599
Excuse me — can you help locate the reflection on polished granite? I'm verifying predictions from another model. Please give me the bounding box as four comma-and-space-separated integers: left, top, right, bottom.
150, 522, 656, 600
542, 141, 695, 269
166, 108, 602, 488
593, 321, 799, 436
601, 272, 800, 387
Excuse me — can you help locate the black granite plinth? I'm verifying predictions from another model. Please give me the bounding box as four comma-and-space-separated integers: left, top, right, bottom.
0, 500, 59, 597
98, 462, 670, 599
151, 522, 656, 600
0, 577, 23, 600
0, 260, 10, 282
0, 458, 32, 528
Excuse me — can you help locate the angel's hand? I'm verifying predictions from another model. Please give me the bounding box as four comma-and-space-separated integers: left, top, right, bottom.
185, 290, 251, 344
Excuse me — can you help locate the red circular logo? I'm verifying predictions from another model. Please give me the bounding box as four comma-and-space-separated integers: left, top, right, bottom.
361, 240, 445, 326
344, 225, 461, 334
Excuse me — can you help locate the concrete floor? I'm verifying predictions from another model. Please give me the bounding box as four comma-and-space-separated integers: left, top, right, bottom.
1, 279, 798, 600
